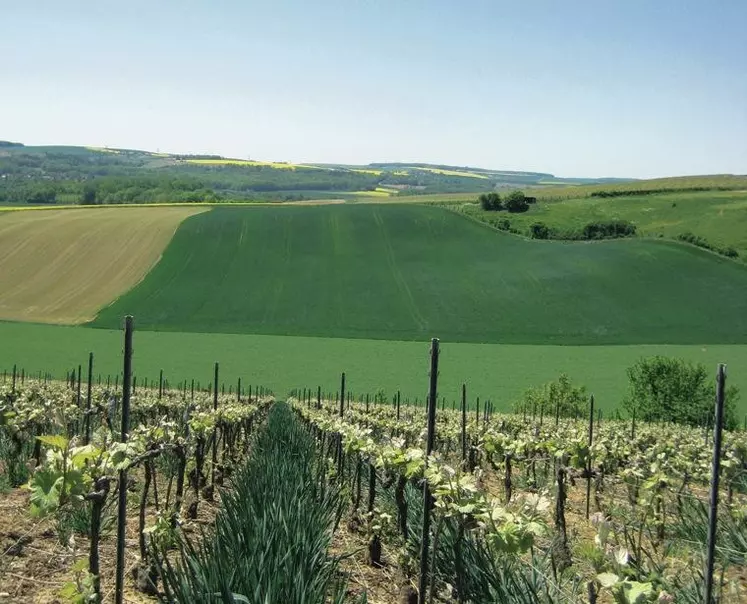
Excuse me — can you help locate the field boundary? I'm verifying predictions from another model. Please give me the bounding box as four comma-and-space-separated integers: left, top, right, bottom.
0, 200, 347, 213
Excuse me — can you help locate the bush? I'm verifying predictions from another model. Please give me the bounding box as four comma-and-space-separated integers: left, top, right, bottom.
504, 190, 529, 213
515, 374, 587, 419
529, 222, 551, 239
478, 192, 503, 211
581, 220, 637, 240
623, 356, 739, 429
676, 232, 739, 259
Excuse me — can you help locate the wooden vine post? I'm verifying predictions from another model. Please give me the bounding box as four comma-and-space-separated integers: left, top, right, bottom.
115, 315, 134, 604
461, 384, 467, 466
337, 372, 345, 471
211, 362, 219, 490
704, 364, 727, 604
418, 338, 440, 604
85, 352, 93, 445
585, 395, 595, 520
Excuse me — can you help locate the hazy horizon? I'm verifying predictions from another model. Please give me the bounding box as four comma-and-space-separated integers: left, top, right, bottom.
2, 1, 745, 179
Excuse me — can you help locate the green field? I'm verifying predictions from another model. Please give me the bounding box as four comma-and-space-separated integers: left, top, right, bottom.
91, 204, 747, 344
2, 321, 746, 414
461, 190, 747, 257
524, 174, 747, 201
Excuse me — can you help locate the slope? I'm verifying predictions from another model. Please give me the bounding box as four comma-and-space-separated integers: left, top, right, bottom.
91, 204, 747, 344
0, 206, 206, 323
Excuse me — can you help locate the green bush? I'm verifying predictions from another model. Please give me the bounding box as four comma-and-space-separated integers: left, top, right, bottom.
515, 374, 587, 418
505, 190, 529, 213
580, 220, 636, 240
623, 356, 739, 429
478, 192, 503, 211
529, 222, 551, 239
677, 232, 739, 259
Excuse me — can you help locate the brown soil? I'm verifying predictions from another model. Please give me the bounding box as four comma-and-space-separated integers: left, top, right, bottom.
0, 472, 220, 603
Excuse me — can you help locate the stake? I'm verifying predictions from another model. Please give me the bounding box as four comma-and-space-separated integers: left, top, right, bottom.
211, 362, 219, 488
418, 338, 440, 604
336, 373, 345, 469
585, 395, 594, 520
85, 352, 93, 445
704, 364, 727, 604
115, 316, 134, 604
159, 369, 163, 399
461, 384, 467, 466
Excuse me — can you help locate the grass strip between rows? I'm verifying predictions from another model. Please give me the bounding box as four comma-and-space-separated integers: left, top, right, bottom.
156, 402, 348, 603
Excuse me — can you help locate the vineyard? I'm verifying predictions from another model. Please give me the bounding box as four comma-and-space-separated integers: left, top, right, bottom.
1, 326, 745, 603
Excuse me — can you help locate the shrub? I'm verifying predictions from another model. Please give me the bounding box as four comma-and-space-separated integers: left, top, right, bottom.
478, 192, 503, 211
677, 232, 739, 259
504, 190, 529, 213
529, 222, 551, 239
515, 374, 587, 419
581, 220, 637, 240
623, 356, 739, 429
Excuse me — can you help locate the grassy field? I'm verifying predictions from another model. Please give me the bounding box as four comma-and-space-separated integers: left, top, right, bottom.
526, 174, 747, 200
460, 190, 747, 257
0, 206, 205, 323
91, 204, 747, 344
1, 321, 746, 414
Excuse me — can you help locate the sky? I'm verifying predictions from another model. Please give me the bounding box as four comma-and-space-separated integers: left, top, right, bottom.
1, 1, 745, 178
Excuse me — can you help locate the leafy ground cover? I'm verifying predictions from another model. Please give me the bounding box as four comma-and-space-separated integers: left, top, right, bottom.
1, 322, 746, 415
91, 204, 747, 345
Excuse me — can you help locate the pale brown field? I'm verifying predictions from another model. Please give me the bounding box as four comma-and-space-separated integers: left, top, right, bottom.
0, 207, 206, 324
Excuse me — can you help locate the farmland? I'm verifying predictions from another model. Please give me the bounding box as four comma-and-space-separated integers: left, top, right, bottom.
0, 142, 634, 205
91, 204, 747, 345
2, 320, 747, 414
0, 206, 205, 323
459, 190, 747, 258
523, 174, 747, 201
2, 199, 747, 604
1, 188, 747, 604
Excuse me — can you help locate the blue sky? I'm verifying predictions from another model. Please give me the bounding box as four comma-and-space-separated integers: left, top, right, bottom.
1, 1, 745, 178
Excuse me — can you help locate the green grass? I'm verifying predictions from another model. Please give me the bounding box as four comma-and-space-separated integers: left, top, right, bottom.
1, 321, 746, 415
461, 190, 747, 258
158, 403, 347, 603
526, 174, 747, 201
91, 204, 747, 345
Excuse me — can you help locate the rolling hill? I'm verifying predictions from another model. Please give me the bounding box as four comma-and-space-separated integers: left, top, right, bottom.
91, 204, 747, 344
0, 141, 632, 204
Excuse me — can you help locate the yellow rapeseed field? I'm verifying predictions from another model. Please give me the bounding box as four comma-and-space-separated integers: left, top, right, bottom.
0, 206, 206, 324
412, 167, 488, 179
184, 159, 325, 170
